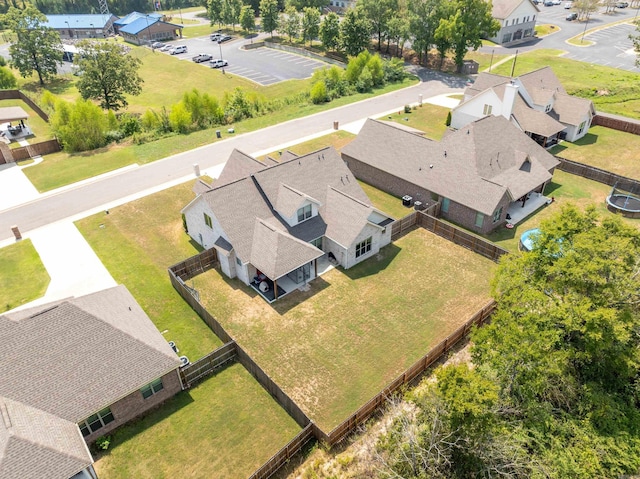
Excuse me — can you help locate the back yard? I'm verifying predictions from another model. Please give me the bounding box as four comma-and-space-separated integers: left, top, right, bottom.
94, 363, 301, 479
192, 227, 496, 431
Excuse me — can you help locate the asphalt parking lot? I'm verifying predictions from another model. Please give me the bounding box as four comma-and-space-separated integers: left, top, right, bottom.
534, 6, 639, 71
158, 35, 327, 85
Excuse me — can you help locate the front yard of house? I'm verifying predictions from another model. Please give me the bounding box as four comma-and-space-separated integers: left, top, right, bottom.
385, 103, 451, 140
550, 126, 640, 180
75, 182, 221, 360
192, 227, 496, 431
0, 239, 49, 312
94, 363, 301, 479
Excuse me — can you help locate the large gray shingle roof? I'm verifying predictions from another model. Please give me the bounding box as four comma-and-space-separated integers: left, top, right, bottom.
0, 397, 92, 479
342, 117, 559, 215
194, 147, 389, 279
0, 285, 181, 422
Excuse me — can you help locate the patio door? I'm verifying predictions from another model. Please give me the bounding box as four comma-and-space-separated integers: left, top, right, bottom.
287, 262, 312, 284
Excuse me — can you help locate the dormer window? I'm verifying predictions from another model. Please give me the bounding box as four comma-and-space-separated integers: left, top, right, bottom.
297, 204, 312, 222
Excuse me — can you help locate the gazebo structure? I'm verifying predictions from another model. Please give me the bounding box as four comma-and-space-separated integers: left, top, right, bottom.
0, 106, 32, 142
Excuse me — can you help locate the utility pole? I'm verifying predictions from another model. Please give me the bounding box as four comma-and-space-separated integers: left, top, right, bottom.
98, 0, 115, 36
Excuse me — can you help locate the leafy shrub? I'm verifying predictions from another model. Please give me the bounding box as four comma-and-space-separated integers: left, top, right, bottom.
383, 58, 406, 82
104, 130, 124, 143
0, 66, 17, 89
356, 67, 373, 93
141, 109, 160, 131
50, 99, 107, 152
223, 88, 254, 122
95, 435, 111, 451
404, 104, 411, 113
118, 114, 141, 137
168, 102, 192, 134
310, 80, 328, 104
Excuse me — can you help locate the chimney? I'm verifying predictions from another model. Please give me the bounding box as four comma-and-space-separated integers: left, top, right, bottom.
502, 81, 518, 120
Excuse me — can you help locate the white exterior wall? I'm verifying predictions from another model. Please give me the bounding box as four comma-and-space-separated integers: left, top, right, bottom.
344, 223, 385, 269
324, 237, 348, 268
280, 200, 319, 228
563, 115, 591, 141
183, 198, 228, 250
451, 90, 503, 130
217, 251, 234, 279
490, 0, 538, 43
236, 260, 250, 285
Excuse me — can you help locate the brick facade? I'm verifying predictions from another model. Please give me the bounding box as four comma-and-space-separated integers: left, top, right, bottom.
344, 154, 508, 234
83, 369, 182, 443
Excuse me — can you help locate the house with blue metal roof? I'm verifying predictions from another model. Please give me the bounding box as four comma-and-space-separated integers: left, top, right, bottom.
115, 12, 183, 45
44, 14, 118, 39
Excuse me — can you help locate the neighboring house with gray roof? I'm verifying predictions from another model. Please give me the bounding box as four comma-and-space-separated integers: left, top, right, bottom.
0, 285, 183, 479
341, 116, 560, 234
182, 147, 394, 302
452, 67, 595, 146
489, 0, 539, 44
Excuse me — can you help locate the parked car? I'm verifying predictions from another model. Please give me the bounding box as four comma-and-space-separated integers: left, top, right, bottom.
192, 53, 213, 63
563, 2, 572, 8
217, 35, 232, 43
160, 44, 172, 51
169, 45, 188, 55
543, 0, 554, 6
209, 59, 228, 68
151, 41, 165, 49
210, 32, 222, 41
616, 1, 629, 7
566, 12, 578, 20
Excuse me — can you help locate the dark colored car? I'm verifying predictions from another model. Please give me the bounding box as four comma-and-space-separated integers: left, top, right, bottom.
217, 35, 232, 42
566, 12, 578, 20
192, 53, 213, 63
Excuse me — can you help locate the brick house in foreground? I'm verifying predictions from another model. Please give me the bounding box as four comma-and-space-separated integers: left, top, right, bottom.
0, 285, 183, 479
182, 147, 394, 302
341, 116, 560, 234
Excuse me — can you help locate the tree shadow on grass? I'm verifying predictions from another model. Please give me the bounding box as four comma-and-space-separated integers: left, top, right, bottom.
341, 243, 402, 281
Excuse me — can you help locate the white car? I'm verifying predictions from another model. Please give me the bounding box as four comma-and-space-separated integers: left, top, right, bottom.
564, 1, 572, 7
209, 59, 228, 68
169, 45, 187, 55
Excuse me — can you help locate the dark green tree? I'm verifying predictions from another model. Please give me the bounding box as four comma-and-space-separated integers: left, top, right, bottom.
75, 40, 143, 111
0, 66, 17, 88
260, 0, 279, 37
207, 0, 224, 26
278, 6, 300, 42
301, 6, 320, 46
339, 7, 372, 56
407, 0, 442, 64
319, 11, 340, 51
239, 5, 255, 32
357, 0, 397, 50
436, 0, 499, 72
50, 99, 108, 152
3, 5, 63, 85
285, 0, 328, 9
222, 0, 242, 29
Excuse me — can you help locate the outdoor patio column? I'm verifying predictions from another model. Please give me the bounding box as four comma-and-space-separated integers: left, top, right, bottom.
274, 278, 278, 300
314, 258, 317, 278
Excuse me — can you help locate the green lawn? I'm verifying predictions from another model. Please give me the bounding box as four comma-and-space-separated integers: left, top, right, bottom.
384, 103, 451, 140
22, 69, 416, 192
94, 363, 301, 479
75, 182, 221, 360
550, 126, 640, 180
258, 130, 355, 160
535, 24, 559, 37
490, 49, 640, 119
0, 239, 50, 312
484, 170, 639, 252
193, 228, 495, 431
1, 98, 53, 141
359, 181, 411, 219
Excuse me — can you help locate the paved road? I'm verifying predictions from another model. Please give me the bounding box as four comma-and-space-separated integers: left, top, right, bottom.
0, 69, 466, 243
482, 6, 640, 71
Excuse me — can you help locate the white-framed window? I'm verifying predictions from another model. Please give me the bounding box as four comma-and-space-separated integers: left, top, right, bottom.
141, 378, 164, 399
493, 207, 503, 223
236, 257, 242, 266
577, 120, 586, 134
204, 213, 213, 229
475, 212, 484, 228
355, 237, 372, 258
483, 104, 493, 115
441, 197, 450, 213
297, 204, 312, 222
79, 407, 115, 437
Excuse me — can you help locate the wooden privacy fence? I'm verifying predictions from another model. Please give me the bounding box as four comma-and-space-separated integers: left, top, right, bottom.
593, 113, 640, 136
0, 90, 49, 121
319, 300, 496, 445
248, 424, 316, 479
390, 211, 417, 239
169, 248, 219, 281
179, 341, 238, 388
555, 156, 640, 192
417, 213, 509, 262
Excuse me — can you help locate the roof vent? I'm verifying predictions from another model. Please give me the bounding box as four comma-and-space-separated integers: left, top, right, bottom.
430, 164, 434, 169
